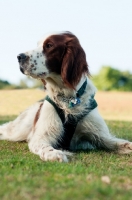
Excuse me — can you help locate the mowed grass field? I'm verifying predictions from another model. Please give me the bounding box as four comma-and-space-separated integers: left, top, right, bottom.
0, 89, 132, 200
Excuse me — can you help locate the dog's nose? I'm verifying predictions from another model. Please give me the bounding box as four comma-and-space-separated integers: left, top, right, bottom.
17, 53, 28, 62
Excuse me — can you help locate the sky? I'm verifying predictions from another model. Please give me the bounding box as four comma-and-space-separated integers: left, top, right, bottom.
0, 0, 132, 84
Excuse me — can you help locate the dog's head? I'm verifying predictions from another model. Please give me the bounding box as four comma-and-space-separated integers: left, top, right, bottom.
17, 32, 89, 88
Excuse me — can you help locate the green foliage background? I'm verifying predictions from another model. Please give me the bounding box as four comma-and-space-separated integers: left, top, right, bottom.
0, 78, 42, 90
92, 66, 132, 91
1, 66, 132, 90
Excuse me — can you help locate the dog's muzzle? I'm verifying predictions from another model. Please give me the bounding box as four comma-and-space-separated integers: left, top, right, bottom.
17, 53, 29, 74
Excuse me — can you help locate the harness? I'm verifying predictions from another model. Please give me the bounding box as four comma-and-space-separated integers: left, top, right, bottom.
44, 80, 98, 150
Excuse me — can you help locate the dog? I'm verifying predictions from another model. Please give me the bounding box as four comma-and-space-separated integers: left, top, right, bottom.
0, 31, 132, 162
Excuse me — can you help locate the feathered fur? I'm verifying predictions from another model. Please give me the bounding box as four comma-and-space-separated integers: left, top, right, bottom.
0, 32, 132, 162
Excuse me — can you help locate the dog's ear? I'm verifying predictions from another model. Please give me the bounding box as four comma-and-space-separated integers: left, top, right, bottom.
61, 37, 89, 89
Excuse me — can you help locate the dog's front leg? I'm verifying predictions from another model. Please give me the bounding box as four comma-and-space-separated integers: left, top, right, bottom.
29, 141, 69, 162
86, 109, 132, 154
28, 101, 69, 162
74, 108, 132, 154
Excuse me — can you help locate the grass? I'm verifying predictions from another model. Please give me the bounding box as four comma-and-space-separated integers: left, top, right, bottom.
0, 90, 132, 199
0, 117, 132, 200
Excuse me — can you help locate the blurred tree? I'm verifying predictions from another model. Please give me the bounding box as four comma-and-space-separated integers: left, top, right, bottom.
92, 66, 132, 91
0, 79, 21, 89
0, 79, 10, 89
1, 66, 132, 91
0, 77, 43, 90
19, 77, 43, 89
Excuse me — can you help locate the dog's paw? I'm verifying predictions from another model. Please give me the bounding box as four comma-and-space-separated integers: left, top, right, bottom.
117, 142, 132, 154
40, 147, 68, 162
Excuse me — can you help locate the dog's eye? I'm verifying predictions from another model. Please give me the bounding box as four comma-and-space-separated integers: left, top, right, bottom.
45, 43, 53, 49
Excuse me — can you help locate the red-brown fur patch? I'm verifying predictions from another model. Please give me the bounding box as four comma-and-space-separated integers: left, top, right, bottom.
33, 103, 43, 127
43, 32, 90, 89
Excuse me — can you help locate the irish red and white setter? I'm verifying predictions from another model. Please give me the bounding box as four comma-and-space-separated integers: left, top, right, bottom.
0, 31, 132, 162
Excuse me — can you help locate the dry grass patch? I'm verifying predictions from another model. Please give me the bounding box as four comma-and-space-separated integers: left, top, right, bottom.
0, 89, 44, 116
0, 89, 132, 121
95, 92, 132, 121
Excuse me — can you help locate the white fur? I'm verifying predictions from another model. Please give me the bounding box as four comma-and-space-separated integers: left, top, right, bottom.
24, 46, 48, 78
1, 75, 132, 162
1, 33, 132, 162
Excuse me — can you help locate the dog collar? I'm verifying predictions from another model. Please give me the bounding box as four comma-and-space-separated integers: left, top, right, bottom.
69, 79, 87, 108
57, 79, 87, 108
76, 79, 87, 97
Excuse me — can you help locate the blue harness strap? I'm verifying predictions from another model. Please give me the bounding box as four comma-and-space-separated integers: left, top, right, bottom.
45, 95, 97, 150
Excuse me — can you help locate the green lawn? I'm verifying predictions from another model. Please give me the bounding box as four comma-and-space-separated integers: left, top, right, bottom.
0, 116, 132, 200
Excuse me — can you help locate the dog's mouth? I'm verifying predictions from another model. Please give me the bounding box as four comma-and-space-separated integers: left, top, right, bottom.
19, 62, 47, 79
37, 72, 47, 77
26, 71, 48, 80
34, 72, 47, 80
